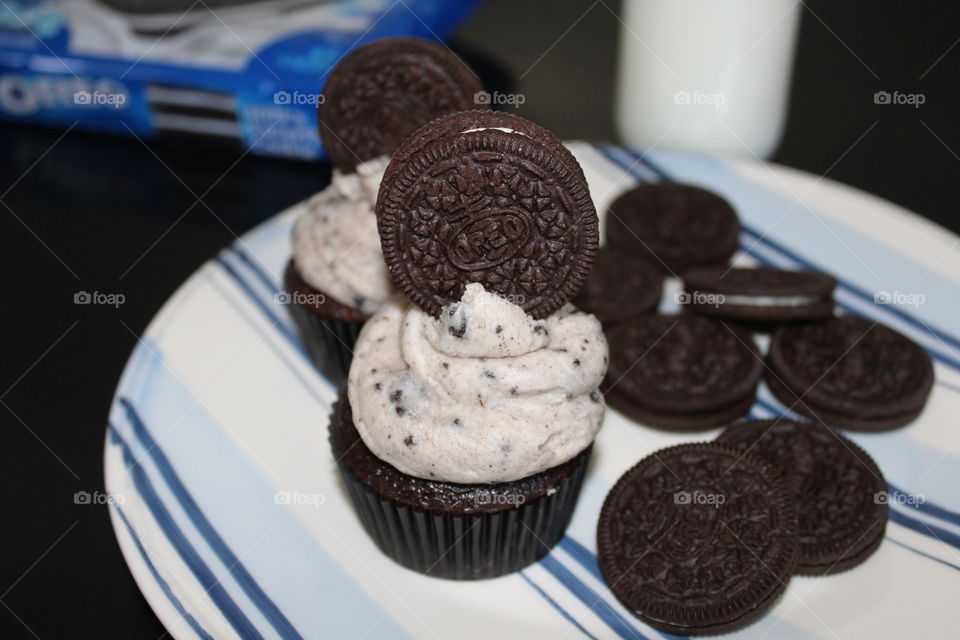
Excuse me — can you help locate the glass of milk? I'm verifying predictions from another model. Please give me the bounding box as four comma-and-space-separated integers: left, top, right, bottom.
615, 0, 802, 158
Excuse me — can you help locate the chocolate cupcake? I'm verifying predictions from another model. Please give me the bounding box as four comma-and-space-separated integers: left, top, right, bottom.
286, 37, 485, 384
331, 392, 592, 579
332, 112, 606, 578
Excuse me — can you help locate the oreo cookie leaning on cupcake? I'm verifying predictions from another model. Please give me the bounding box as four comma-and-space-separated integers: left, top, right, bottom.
285, 37, 488, 384
331, 111, 607, 579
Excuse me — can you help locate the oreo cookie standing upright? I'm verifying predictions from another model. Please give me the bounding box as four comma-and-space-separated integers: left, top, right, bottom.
605, 183, 740, 274
603, 314, 762, 430
376, 110, 599, 318
681, 266, 836, 324
717, 418, 888, 574
767, 316, 934, 431
598, 443, 798, 635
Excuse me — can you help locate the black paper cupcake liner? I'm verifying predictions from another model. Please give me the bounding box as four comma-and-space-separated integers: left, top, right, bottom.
287, 300, 364, 385
284, 260, 368, 386
335, 447, 591, 580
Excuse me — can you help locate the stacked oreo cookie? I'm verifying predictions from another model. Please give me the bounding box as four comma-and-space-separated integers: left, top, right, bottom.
598, 418, 890, 635
766, 316, 934, 431
603, 314, 762, 430
596, 180, 933, 433
593, 181, 838, 328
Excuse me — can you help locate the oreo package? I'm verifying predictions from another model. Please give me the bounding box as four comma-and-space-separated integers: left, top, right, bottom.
0, 0, 481, 160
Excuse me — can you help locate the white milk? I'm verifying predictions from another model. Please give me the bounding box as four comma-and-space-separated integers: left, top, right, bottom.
615, 0, 801, 158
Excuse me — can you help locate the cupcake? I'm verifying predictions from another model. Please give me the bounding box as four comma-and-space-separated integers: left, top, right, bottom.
330, 111, 605, 578
286, 156, 392, 381
285, 36, 485, 384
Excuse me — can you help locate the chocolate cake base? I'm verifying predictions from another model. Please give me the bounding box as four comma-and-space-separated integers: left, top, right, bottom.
284, 260, 369, 386
329, 392, 591, 579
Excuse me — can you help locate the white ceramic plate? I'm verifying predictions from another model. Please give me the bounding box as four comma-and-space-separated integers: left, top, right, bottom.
105, 143, 960, 640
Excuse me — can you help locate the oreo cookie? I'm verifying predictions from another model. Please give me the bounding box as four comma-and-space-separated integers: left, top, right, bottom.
767, 316, 934, 431
605, 183, 740, 274
376, 111, 598, 319
681, 266, 836, 323
574, 246, 663, 324
603, 315, 761, 430
598, 443, 798, 635
319, 37, 485, 172
717, 418, 888, 574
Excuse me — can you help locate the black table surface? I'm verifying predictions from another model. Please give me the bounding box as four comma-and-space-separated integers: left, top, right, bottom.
1, 1, 958, 637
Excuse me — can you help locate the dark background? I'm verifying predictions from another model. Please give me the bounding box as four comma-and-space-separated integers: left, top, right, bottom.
1, 1, 958, 637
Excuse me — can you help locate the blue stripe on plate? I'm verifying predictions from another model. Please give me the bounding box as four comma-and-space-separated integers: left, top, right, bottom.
889, 509, 960, 552
118, 399, 304, 640
539, 554, 651, 640
558, 537, 604, 583
209, 277, 332, 410
888, 483, 960, 528
886, 538, 960, 573
108, 425, 264, 639
225, 245, 283, 290
219, 247, 295, 337
112, 503, 215, 640
520, 572, 600, 640
213, 255, 306, 359
226, 246, 284, 299
557, 537, 688, 640
938, 379, 960, 395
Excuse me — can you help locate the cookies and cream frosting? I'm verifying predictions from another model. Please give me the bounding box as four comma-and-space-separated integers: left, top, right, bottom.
291, 155, 391, 314
347, 284, 608, 484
